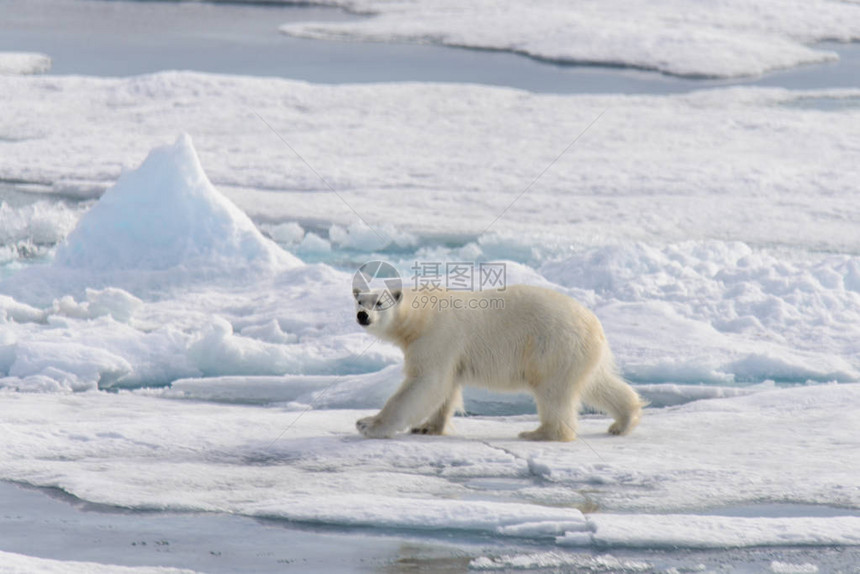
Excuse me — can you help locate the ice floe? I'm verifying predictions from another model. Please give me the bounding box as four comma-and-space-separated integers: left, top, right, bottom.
562, 514, 860, 548
280, 0, 860, 78
0, 63, 858, 563
0, 550, 196, 574
0, 383, 857, 549
0, 52, 51, 76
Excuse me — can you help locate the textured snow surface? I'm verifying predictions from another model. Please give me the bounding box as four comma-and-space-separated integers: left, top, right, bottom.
1, 74, 858, 252
0, 52, 50, 75
470, 551, 651, 571
1, 66, 858, 560
0, 74, 858, 392
0, 550, 196, 574
0, 384, 858, 548
563, 514, 860, 548
0, 199, 81, 265
279, 0, 860, 78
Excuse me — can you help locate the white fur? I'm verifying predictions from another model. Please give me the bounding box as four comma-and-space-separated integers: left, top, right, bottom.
353, 285, 644, 441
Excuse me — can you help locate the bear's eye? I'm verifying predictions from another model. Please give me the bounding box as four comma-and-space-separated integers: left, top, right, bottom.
375, 300, 384, 308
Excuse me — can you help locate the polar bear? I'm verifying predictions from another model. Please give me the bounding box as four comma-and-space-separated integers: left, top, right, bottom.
353, 285, 643, 441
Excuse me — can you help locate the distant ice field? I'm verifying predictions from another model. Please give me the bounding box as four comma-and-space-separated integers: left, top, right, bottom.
3, 0, 860, 93
278, 0, 860, 79
2, 74, 858, 250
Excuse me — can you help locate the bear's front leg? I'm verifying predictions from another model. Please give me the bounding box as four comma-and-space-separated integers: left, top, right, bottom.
355, 414, 398, 439
356, 374, 451, 439
411, 385, 463, 435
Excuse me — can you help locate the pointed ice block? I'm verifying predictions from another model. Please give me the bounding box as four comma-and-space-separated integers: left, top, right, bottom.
56, 134, 299, 273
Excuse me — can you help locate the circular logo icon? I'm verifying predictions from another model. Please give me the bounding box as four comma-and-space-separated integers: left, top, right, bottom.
353, 261, 402, 310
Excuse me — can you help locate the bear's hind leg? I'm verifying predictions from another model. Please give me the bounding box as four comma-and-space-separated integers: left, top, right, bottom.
520, 374, 579, 442
581, 363, 644, 436
411, 385, 463, 435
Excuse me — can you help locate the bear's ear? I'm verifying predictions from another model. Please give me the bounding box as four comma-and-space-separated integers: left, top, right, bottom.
391, 288, 402, 303
352, 287, 362, 301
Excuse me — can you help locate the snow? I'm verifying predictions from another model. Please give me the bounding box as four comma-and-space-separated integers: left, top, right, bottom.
470, 551, 650, 571
0, 200, 81, 264
0, 551, 196, 574
0, 383, 857, 551
561, 515, 860, 549
279, 0, 860, 78
1, 75, 858, 253
770, 561, 820, 574
543, 242, 860, 383
0, 74, 858, 389
0, 52, 50, 75
0, 259, 375, 391
0, 134, 322, 392
1, 12, 859, 563
0, 76, 855, 418
169, 365, 402, 408
10, 133, 302, 303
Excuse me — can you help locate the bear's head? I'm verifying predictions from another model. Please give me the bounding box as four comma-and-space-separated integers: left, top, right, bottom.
353, 287, 403, 337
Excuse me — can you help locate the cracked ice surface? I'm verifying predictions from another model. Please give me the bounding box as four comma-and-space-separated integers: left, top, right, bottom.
0, 384, 858, 549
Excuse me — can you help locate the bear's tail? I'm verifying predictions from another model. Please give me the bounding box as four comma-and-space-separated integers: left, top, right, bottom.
582, 353, 646, 435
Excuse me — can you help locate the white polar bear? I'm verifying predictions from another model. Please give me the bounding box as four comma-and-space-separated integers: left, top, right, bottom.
353, 284, 644, 441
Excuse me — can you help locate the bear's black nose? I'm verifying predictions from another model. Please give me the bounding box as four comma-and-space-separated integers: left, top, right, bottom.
357, 311, 370, 326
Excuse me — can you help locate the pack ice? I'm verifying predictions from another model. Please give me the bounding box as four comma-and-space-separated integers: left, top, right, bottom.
0, 134, 324, 392
281, 0, 860, 78
0, 75, 858, 555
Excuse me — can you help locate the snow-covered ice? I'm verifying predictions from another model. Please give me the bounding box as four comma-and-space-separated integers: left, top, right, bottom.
279, 0, 860, 78
0, 551, 195, 574
0, 383, 858, 550
562, 514, 860, 549
0, 52, 50, 75
1, 16, 859, 567
20, 133, 302, 301
0, 74, 858, 393
2, 74, 858, 252
470, 551, 651, 571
